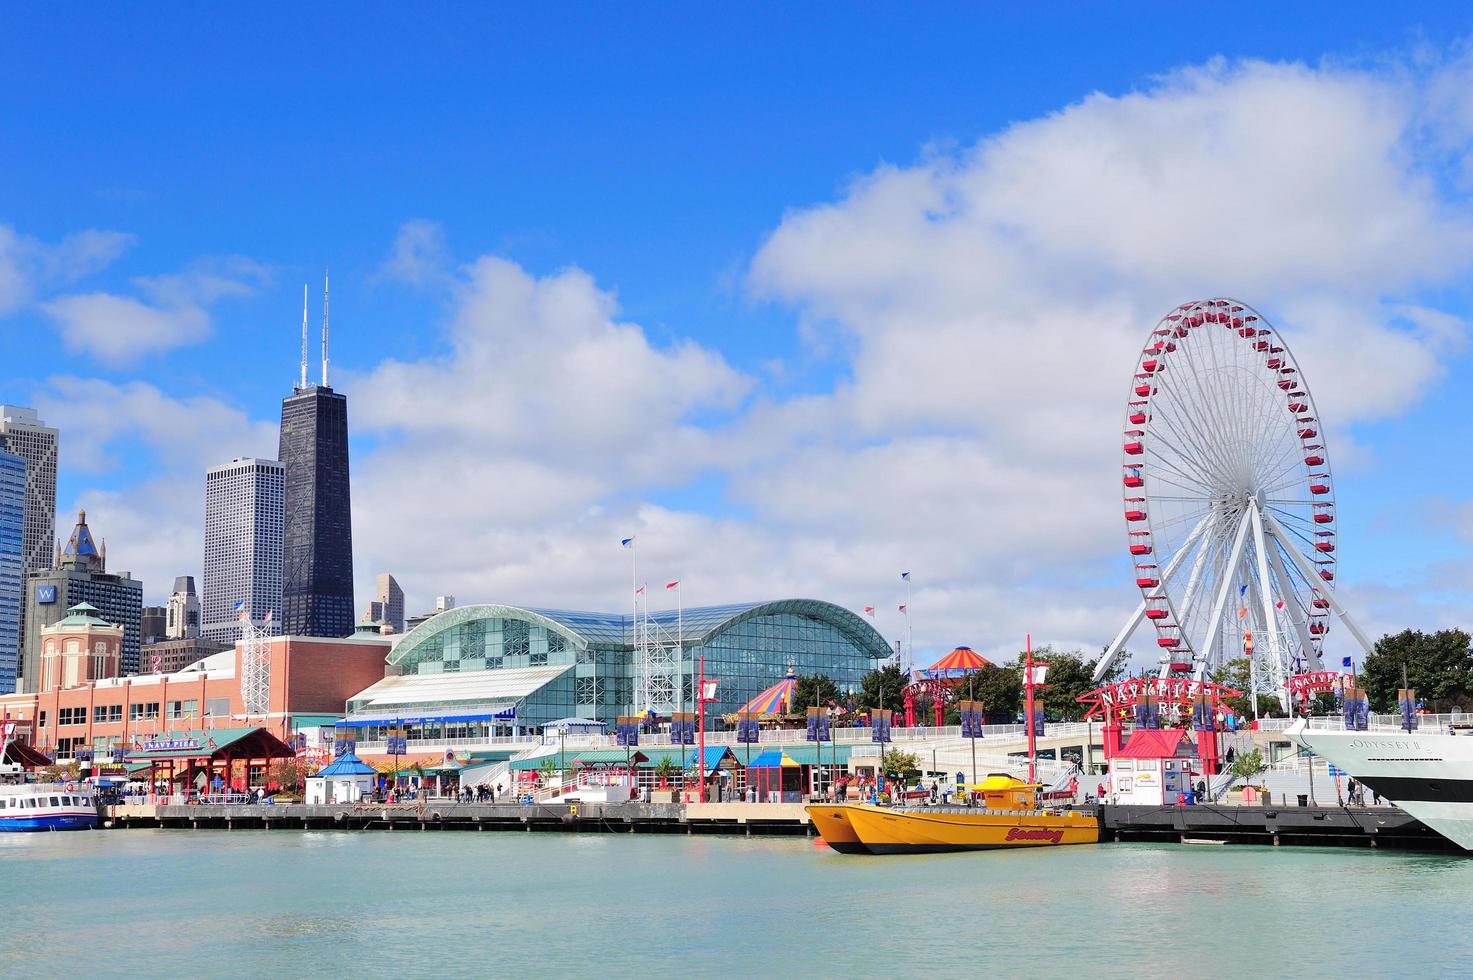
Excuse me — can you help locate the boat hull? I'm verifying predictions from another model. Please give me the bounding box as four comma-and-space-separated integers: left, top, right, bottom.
1288, 719, 1473, 851
804, 804, 869, 853
0, 812, 97, 832
812, 803, 1098, 854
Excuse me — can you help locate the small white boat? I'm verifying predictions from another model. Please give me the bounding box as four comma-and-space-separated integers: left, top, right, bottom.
0, 778, 99, 832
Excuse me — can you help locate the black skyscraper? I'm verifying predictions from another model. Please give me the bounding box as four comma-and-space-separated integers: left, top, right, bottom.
279, 385, 355, 637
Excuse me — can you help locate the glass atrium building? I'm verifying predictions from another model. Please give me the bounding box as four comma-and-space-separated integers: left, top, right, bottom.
342, 600, 891, 733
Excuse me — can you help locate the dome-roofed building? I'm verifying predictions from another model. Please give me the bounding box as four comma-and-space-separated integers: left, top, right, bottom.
339, 599, 889, 737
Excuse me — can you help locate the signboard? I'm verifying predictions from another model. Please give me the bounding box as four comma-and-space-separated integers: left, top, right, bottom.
142, 737, 202, 752
35, 584, 57, 605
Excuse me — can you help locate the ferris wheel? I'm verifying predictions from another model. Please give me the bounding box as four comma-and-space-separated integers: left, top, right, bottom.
1093, 298, 1374, 702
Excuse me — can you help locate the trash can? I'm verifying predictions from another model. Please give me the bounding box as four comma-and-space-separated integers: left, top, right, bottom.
1297, 794, 1309, 807
1183, 790, 1197, 805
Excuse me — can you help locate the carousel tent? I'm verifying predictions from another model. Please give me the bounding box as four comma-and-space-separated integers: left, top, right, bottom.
735, 672, 797, 716
917, 646, 991, 681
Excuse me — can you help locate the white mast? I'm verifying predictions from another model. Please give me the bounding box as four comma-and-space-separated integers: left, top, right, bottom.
321, 269, 330, 388
299, 284, 309, 390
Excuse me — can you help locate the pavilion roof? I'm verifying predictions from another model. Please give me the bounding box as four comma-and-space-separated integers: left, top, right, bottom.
123, 727, 295, 762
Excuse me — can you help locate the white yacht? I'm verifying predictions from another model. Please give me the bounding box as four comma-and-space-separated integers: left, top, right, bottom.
1287, 718, 1473, 850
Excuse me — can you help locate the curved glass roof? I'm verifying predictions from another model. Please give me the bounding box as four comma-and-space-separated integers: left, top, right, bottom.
387, 598, 891, 665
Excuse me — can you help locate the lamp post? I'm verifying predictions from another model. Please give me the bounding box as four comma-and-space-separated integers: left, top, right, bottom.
695, 656, 718, 804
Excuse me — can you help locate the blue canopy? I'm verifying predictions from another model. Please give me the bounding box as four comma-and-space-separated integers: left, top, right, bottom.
315, 751, 377, 777
745, 749, 800, 769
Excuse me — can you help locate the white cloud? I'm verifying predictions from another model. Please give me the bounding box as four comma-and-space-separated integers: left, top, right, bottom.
40, 256, 271, 366
35, 377, 278, 477
378, 219, 452, 287
736, 55, 1473, 664
0, 224, 134, 314
42, 51, 1473, 667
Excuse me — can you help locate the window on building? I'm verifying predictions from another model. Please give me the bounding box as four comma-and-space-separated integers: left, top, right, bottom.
205, 698, 230, 720
93, 705, 108, 724
167, 699, 198, 721
38, 710, 47, 729
128, 702, 160, 721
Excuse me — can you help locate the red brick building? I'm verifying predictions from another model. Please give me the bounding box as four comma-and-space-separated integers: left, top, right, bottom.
0, 634, 389, 760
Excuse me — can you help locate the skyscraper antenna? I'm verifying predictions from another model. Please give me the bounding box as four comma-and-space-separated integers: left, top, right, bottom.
321, 268, 330, 388
299, 283, 309, 390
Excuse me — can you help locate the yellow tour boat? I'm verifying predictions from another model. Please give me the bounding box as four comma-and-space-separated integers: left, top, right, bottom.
805, 774, 1099, 855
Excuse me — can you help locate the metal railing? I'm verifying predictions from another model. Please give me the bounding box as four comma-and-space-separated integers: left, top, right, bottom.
1257, 713, 1464, 733
349, 721, 1098, 756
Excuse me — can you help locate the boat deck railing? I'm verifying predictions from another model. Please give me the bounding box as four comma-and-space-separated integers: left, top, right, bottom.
1259, 714, 1465, 734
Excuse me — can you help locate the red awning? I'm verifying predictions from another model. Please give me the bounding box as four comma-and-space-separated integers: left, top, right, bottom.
3, 740, 51, 769
1116, 729, 1190, 759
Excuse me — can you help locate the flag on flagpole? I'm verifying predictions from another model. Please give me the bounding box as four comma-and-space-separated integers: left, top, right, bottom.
665, 581, 680, 590
234, 599, 247, 622
898, 603, 907, 613
621, 537, 634, 547
900, 571, 911, 581
863, 605, 874, 616
264, 610, 273, 622
1275, 600, 1285, 609
634, 584, 645, 595
1237, 607, 1247, 618
1239, 584, 1248, 597
1342, 656, 1352, 669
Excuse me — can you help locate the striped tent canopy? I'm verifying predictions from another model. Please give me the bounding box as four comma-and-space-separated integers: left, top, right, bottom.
918, 646, 991, 682
737, 672, 797, 715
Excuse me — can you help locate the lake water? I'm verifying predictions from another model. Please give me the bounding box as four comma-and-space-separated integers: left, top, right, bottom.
3, 830, 1471, 977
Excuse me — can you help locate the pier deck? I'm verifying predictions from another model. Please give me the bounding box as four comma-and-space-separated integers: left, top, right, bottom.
1102, 802, 1457, 851
107, 800, 815, 835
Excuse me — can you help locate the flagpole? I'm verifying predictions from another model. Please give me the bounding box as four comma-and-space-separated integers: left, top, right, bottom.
624, 537, 638, 715
895, 574, 907, 672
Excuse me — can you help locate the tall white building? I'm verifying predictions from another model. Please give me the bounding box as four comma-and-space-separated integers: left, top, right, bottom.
203, 457, 285, 645
0, 405, 59, 577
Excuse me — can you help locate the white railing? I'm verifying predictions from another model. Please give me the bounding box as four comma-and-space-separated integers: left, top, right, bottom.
342, 721, 1101, 758
1257, 713, 1463, 734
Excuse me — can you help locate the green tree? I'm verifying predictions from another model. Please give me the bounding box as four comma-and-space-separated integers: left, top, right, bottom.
652, 757, 681, 786
1228, 748, 1267, 788
1361, 629, 1473, 713
792, 672, 841, 712
1017, 647, 1119, 721
968, 663, 1022, 721
1210, 658, 1254, 717
880, 748, 920, 784
857, 664, 908, 712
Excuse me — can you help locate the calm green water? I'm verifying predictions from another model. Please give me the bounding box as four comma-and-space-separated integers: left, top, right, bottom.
3, 830, 1472, 977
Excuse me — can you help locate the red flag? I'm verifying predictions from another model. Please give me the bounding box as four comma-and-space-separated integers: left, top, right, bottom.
665, 581, 680, 590
863, 606, 875, 616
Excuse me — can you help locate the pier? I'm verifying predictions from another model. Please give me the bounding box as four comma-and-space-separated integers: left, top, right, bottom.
106, 800, 816, 835
1102, 803, 1457, 851
105, 799, 1461, 852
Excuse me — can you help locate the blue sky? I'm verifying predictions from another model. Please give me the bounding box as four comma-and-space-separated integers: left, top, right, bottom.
4, 6, 1473, 665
